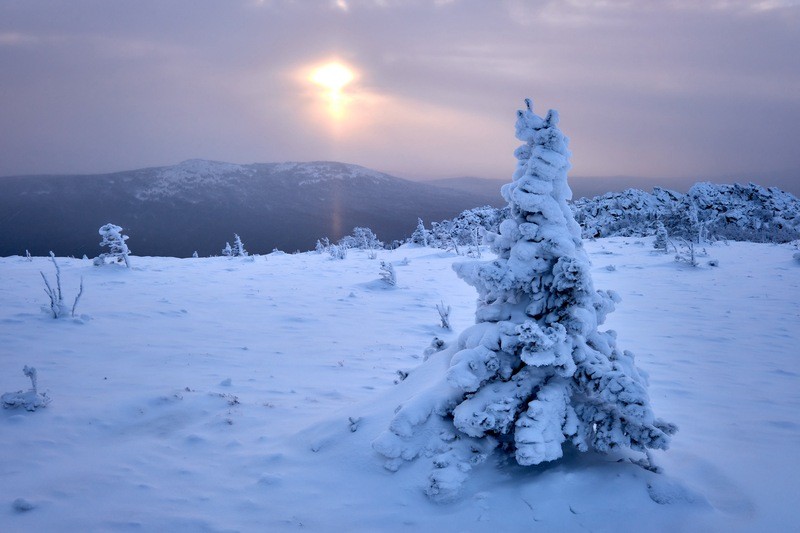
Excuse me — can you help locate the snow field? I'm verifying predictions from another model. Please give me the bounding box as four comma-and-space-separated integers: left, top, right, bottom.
1, 240, 799, 531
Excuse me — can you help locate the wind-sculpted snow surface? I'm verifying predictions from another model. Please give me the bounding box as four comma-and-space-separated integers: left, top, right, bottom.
373, 99, 676, 500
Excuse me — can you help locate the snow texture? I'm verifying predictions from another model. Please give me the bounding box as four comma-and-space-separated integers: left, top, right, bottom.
373, 99, 676, 500
1, 239, 799, 530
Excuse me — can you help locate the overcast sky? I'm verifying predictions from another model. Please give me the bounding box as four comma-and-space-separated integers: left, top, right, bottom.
1, 0, 798, 190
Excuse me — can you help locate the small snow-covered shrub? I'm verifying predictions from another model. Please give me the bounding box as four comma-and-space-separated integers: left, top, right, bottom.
411, 218, 430, 247
339, 227, 384, 251
233, 234, 248, 257
436, 301, 451, 330
373, 99, 676, 501
41, 252, 83, 319
94, 223, 130, 267
653, 221, 669, 253
315, 238, 330, 254
379, 261, 396, 286
2, 366, 50, 411
329, 244, 347, 260
222, 234, 248, 257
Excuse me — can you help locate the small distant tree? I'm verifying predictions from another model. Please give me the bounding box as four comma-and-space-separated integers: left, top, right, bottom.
329, 244, 347, 260
653, 221, 669, 253
340, 227, 384, 250
222, 242, 233, 257
673, 204, 705, 267
94, 223, 130, 267
411, 218, 430, 247
315, 238, 330, 254
379, 261, 396, 286
233, 234, 248, 257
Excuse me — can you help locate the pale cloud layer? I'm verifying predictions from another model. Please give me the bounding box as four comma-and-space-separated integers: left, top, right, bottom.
0, 0, 798, 187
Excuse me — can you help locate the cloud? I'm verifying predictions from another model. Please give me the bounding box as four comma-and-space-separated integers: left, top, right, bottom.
0, 0, 797, 182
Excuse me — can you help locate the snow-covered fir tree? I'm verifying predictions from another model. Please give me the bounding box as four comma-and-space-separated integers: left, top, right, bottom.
653, 221, 669, 252
233, 234, 248, 257
379, 261, 396, 286
222, 242, 233, 257
411, 218, 430, 247
373, 99, 676, 500
95, 223, 131, 267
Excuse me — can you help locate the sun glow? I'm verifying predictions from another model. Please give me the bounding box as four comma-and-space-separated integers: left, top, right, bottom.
309, 62, 356, 120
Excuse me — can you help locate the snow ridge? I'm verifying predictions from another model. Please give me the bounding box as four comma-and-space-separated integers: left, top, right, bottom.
137, 159, 254, 199
271, 161, 393, 186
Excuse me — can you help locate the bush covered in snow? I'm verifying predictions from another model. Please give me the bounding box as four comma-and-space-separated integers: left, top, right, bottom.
222, 234, 248, 257
94, 223, 131, 267
424, 206, 509, 254
373, 99, 676, 501
2, 366, 50, 411
573, 183, 800, 243
339, 227, 384, 251
379, 261, 396, 286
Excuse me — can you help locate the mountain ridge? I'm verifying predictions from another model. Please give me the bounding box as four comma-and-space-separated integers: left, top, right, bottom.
0, 160, 491, 258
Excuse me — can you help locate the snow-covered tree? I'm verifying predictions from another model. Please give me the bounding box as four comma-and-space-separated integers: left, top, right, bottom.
222, 242, 233, 257
411, 218, 430, 247
653, 221, 669, 252
315, 238, 330, 254
94, 223, 130, 267
379, 261, 396, 286
339, 227, 384, 250
233, 234, 248, 257
373, 99, 676, 500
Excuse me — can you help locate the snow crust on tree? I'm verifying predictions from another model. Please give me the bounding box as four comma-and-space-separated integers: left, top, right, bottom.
653, 221, 669, 252
339, 227, 384, 250
379, 261, 397, 286
411, 218, 430, 247
233, 234, 248, 257
373, 99, 676, 500
95, 223, 131, 267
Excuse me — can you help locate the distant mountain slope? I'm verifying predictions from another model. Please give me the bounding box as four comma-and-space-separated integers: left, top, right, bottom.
0, 160, 491, 258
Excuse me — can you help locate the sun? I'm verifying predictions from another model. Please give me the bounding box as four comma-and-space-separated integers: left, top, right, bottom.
310, 62, 354, 92
309, 61, 356, 120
